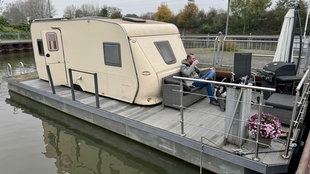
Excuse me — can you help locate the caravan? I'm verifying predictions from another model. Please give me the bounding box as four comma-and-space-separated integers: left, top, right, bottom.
31, 17, 186, 105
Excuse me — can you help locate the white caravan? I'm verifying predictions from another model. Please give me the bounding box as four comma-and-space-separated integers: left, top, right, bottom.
30, 17, 186, 105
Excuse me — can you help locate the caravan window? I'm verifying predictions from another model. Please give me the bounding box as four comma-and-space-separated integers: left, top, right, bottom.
45, 32, 59, 51
37, 39, 44, 56
103, 42, 121, 67
154, 41, 176, 64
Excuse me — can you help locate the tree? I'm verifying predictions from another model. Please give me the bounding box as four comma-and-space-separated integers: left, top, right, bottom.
79, 3, 99, 16
2, 0, 56, 23
231, 0, 271, 34
110, 11, 122, 19
125, 13, 139, 18
155, 3, 174, 22
105, 6, 122, 18
63, 5, 77, 18
199, 9, 226, 34
177, 3, 199, 33
97, 7, 108, 17
2, 2, 25, 23
0, 0, 4, 13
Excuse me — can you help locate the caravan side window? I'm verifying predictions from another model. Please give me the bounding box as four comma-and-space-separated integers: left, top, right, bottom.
45, 32, 59, 51
37, 39, 44, 56
154, 41, 176, 64
103, 42, 121, 67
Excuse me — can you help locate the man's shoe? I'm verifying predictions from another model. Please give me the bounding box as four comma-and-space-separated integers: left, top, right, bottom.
210, 100, 220, 106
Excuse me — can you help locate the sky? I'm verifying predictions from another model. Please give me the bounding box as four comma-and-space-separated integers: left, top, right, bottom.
4, 0, 229, 17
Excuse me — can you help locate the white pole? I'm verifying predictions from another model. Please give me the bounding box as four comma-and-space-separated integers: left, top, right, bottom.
225, 0, 231, 36
303, 0, 310, 38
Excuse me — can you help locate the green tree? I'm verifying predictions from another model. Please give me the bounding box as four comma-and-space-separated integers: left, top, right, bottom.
231, 0, 271, 34
154, 3, 174, 22
110, 11, 122, 19
98, 7, 108, 17
198, 8, 227, 34
125, 13, 139, 18
177, 3, 199, 33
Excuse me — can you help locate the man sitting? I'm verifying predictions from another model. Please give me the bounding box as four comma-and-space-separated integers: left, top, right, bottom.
180, 53, 219, 106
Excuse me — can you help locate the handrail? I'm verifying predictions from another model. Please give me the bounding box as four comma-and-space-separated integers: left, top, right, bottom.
19, 62, 24, 74
7, 63, 12, 76
283, 68, 310, 158
68, 68, 100, 108
173, 76, 276, 92
174, 76, 276, 163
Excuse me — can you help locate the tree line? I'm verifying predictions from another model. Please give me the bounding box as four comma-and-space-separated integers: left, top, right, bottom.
0, 0, 309, 36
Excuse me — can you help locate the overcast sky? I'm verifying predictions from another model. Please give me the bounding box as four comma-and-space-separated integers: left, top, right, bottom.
4, 0, 229, 17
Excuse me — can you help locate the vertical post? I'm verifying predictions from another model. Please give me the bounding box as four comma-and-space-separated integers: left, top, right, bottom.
47, 0, 52, 18
46, 65, 56, 94
94, 73, 100, 108
283, 90, 300, 158
200, 137, 204, 174
225, 0, 231, 36
180, 80, 186, 136
253, 91, 264, 161
68, 68, 75, 101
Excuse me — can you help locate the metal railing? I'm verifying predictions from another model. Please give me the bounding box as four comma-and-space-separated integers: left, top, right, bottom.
7, 62, 26, 76
171, 70, 309, 171
182, 35, 309, 71
0, 32, 31, 41
45, 66, 100, 108
283, 68, 310, 158
68, 68, 100, 108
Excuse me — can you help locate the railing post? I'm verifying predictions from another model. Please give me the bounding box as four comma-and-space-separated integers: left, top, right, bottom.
94, 73, 100, 108
7, 63, 12, 76
253, 91, 264, 161
179, 80, 186, 136
200, 137, 204, 174
19, 62, 24, 74
68, 68, 75, 101
46, 65, 56, 94
282, 90, 300, 158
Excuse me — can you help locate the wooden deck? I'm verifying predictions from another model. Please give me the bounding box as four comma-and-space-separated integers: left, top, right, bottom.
8, 78, 294, 173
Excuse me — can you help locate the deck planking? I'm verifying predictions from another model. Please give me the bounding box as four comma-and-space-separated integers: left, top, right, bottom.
20, 78, 292, 167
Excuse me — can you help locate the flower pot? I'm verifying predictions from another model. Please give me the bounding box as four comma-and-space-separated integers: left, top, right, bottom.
249, 133, 272, 148
257, 136, 272, 148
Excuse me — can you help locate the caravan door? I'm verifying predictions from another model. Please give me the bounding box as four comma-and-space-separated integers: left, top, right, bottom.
41, 30, 68, 85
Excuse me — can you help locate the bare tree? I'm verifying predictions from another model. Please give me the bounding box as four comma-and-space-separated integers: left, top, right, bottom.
2, 1, 25, 23
2, 0, 56, 23
0, 0, 4, 13
79, 3, 99, 16
63, 5, 77, 18
24, 0, 56, 19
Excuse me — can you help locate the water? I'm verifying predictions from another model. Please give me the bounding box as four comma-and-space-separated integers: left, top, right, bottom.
0, 51, 205, 174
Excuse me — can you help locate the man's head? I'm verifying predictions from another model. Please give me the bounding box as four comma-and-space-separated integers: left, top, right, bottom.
186, 53, 196, 65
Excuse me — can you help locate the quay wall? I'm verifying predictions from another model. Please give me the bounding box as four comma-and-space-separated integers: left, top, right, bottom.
0, 40, 32, 52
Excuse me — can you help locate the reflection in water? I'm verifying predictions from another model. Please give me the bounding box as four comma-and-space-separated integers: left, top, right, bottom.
6, 91, 202, 174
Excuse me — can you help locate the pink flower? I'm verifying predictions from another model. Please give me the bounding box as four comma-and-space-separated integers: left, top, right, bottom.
247, 113, 282, 139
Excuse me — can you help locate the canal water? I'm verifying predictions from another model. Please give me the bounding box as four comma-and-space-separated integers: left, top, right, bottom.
0, 51, 208, 174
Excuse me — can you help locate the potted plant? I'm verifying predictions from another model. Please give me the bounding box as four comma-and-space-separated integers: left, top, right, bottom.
247, 113, 282, 146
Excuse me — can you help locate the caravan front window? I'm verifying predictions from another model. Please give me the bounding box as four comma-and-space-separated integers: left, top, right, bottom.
45, 32, 59, 51
103, 42, 121, 67
154, 41, 176, 64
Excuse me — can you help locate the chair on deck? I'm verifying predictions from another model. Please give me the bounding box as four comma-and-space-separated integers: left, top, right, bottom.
232, 53, 255, 85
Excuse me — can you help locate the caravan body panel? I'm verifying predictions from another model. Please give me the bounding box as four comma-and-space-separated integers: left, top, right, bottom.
31, 18, 186, 105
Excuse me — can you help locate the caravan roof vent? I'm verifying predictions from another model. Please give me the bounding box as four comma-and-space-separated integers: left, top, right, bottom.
122, 17, 146, 23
